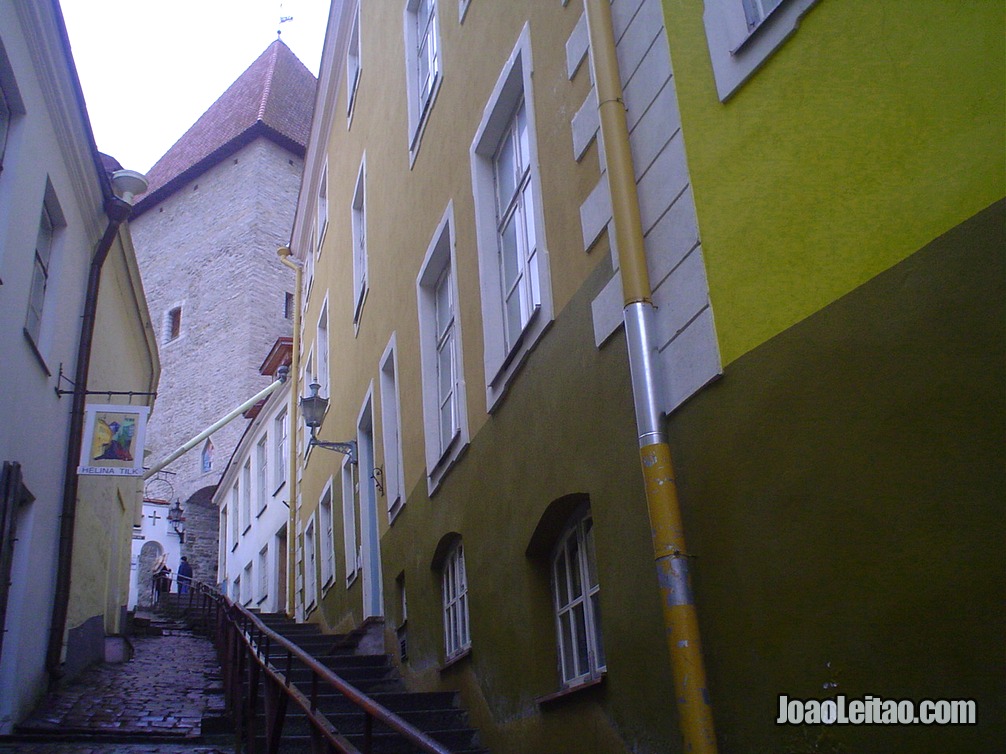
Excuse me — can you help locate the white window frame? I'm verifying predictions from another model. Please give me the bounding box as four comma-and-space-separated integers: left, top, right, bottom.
442, 541, 471, 661
275, 408, 288, 490
351, 157, 368, 326
24, 184, 64, 351
302, 349, 315, 461
201, 439, 213, 473
229, 484, 240, 549
317, 162, 329, 252
304, 516, 318, 611
551, 510, 605, 688
379, 334, 406, 520
241, 459, 252, 533
243, 562, 254, 606
416, 204, 469, 494
317, 295, 330, 397
403, 0, 442, 162
347, 4, 362, 118
219, 507, 229, 568
256, 435, 268, 516
470, 25, 552, 412
341, 455, 359, 585
319, 478, 336, 589
702, 0, 819, 101
258, 544, 269, 603
0, 84, 11, 171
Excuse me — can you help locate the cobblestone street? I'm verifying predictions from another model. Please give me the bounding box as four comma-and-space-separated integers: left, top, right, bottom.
0, 620, 230, 754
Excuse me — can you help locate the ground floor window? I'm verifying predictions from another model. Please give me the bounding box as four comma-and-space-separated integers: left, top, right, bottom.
552, 511, 605, 686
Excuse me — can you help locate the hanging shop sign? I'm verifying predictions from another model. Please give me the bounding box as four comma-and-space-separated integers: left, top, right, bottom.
78, 404, 149, 476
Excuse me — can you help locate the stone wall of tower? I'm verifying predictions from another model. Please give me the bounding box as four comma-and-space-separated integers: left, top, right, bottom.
130, 137, 303, 585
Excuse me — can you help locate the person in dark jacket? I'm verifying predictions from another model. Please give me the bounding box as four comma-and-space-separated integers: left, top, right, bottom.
177, 556, 193, 594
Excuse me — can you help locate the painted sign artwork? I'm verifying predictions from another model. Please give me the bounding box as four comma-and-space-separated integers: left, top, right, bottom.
78, 404, 149, 476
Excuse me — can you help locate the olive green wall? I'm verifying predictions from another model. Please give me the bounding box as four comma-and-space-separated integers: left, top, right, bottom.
381, 257, 682, 754
665, 201, 1004, 753
662, 0, 1005, 365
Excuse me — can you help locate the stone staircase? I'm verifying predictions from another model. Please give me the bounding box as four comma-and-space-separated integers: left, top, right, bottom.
250, 612, 488, 753
152, 594, 488, 752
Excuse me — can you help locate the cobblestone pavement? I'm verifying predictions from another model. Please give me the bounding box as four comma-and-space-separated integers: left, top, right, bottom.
0, 623, 229, 753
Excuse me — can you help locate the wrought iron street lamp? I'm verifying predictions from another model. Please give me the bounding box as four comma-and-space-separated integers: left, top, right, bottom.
167, 499, 185, 543
300, 383, 357, 464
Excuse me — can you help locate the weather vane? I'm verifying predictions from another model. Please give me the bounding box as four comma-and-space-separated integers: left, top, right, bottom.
277, 1, 293, 40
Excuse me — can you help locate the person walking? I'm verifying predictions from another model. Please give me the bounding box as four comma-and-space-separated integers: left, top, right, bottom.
177, 556, 193, 594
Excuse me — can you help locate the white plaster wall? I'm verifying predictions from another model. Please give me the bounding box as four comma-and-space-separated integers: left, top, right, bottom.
0, 1, 111, 733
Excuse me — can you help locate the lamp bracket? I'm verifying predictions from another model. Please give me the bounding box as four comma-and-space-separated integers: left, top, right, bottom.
309, 432, 358, 464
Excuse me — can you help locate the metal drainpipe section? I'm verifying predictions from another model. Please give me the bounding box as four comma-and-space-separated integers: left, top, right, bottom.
584, 1, 719, 751
278, 247, 301, 619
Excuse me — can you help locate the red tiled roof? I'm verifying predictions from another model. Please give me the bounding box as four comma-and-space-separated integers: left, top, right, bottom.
134, 39, 316, 215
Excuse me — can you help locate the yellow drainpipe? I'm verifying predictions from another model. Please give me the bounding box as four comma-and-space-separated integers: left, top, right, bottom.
278, 246, 302, 618
584, 2, 718, 752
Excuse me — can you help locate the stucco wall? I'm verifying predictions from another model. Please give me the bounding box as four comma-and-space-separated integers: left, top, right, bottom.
662, 0, 1006, 364
666, 201, 1004, 753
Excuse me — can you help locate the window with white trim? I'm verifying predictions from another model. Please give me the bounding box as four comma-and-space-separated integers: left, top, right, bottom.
317, 163, 329, 251
470, 26, 552, 411
0, 84, 10, 172
241, 460, 252, 532
416, 206, 468, 492
230, 484, 239, 547
552, 511, 605, 687
319, 480, 336, 588
341, 457, 359, 584
347, 5, 362, 116
442, 541, 470, 661
403, 0, 441, 158
275, 409, 288, 489
379, 336, 406, 518
702, 0, 819, 101
256, 436, 268, 515
302, 350, 315, 459
219, 507, 229, 565
201, 440, 213, 473
243, 562, 253, 606
317, 296, 330, 397
304, 518, 318, 609
25, 185, 64, 347
351, 159, 367, 325
258, 545, 269, 601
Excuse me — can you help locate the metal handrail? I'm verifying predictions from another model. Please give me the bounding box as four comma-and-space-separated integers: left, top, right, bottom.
172, 580, 452, 754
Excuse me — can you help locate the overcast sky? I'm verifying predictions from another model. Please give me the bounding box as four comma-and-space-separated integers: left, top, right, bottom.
60, 0, 329, 174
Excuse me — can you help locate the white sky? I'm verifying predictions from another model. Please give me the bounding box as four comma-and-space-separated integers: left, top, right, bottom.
60, 0, 329, 174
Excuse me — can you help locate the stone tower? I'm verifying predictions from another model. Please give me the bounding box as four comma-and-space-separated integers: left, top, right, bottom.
130, 40, 315, 587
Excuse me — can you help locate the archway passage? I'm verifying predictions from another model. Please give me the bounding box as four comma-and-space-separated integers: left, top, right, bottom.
136, 540, 164, 609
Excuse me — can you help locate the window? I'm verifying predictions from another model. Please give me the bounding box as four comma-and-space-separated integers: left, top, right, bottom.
702, 0, 819, 101
395, 572, 408, 661
319, 480, 336, 587
351, 159, 367, 325
459, 0, 471, 23
0, 84, 10, 172
442, 541, 470, 661
229, 485, 239, 548
25, 195, 59, 345
258, 545, 269, 601
379, 336, 405, 518
275, 409, 288, 488
243, 562, 253, 606
552, 512, 605, 687
341, 457, 358, 584
201, 440, 213, 473
284, 292, 295, 319
256, 436, 268, 515
302, 350, 315, 458
219, 507, 229, 564
417, 206, 469, 493
317, 163, 329, 251
304, 518, 318, 610
165, 306, 182, 342
470, 26, 553, 410
317, 297, 330, 396
403, 0, 441, 158
241, 460, 252, 532
347, 5, 362, 116
233, 575, 240, 603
